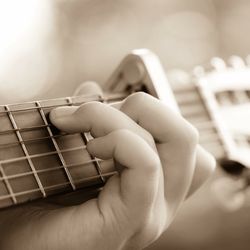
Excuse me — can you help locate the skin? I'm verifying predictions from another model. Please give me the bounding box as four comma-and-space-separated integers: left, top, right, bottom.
0, 83, 215, 250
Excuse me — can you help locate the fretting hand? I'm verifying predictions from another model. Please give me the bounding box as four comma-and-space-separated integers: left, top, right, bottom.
0, 83, 215, 250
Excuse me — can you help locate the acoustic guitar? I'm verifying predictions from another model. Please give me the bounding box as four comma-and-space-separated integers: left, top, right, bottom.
0, 49, 248, 210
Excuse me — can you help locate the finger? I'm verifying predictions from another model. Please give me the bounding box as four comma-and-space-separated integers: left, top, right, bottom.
120, 92, 215, 198
186, 145, 216, 197
119, 92, 197, 144
87, 129, 160, 205
49, 102, 155, 148
118, 92, 212, 210
73, 81, 103, 96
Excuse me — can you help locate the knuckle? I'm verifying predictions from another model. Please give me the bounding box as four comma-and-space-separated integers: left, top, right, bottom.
75, 101, 103, 116
142, 129, 155, 146
111, 129, 134, 141
144, 153, 161, 172
178, 121, 199, 149
123, 91, 149, 107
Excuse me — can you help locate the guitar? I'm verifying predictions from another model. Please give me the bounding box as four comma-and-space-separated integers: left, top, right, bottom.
0, 49, 178, 209
0, 49, 248, 210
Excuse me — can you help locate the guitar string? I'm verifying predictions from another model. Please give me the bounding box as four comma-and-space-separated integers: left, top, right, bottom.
0, 138, 223, 179
0, 130, 224, 166
0, 158, 109, 182
0, 131, 222, 149
0, 124, 52, 135
0, 171, 118, 201
0, 118, 219, 148
0, 92, 123, 202
0, 90, 231, 202
0, 92, 127, 114
0, 145, 87, 164
0, 133, 67, 148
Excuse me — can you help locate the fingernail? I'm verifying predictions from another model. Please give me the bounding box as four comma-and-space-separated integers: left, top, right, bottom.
49, 106, 77, 121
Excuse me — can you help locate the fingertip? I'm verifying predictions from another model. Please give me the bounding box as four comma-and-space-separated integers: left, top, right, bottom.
49, 106, 77, 127
86, 139, 95, 154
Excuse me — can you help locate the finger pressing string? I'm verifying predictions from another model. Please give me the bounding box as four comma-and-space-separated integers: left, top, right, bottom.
87, 129, 160, 205
49, 102, 155, 148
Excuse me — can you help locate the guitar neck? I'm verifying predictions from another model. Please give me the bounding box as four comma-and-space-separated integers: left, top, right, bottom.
0, 92, 127, 209
0, 85, 235, 210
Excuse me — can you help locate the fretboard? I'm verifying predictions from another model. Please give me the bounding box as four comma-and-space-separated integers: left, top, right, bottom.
0, 84, 239, 210
0, 92, 127, 209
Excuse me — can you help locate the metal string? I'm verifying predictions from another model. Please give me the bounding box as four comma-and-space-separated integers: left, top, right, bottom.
0, 92, 128, 114
0, 124, 52, 135
0, 145, 87, 165
0, 158, 106, 181
0, 171, 117, 201
0, 133, 67, 148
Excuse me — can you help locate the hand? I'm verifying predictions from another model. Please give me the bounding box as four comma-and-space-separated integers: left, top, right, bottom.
0, 83, 215, 250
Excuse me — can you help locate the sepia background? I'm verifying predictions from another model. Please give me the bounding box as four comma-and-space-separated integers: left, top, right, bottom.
0, 0, 250, 249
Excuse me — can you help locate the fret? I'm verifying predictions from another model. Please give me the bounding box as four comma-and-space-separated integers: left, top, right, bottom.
66, 97, 105, 184
4, 105, 46, 197
0, 159, 103, 182
81, 133, 105, 183
35, 101, 76, 190
0, 171, 116, 202
0, 92, 128, 115
0, 145, 86, 165
0, 164, 17, 204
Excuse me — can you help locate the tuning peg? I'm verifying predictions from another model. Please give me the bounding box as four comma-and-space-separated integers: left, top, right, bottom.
210, 57, 227, 71
228, 55, 246, 69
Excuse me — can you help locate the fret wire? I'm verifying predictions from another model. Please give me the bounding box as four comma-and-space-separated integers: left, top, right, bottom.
35, 101, 76, 190
0, 92, 128, 114
0, 163, 17, 204
4, 105, 46, 197
0, 171, 117, 202
0, 158, 104, 181
81, 133, 105, 184
0, 145, 86, 165
66, 97, 106, 184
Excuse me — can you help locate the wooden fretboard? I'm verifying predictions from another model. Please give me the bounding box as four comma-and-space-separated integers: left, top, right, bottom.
0, 92, 127, 209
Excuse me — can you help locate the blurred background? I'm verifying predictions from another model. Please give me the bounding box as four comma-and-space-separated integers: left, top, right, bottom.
1, 0, 250, 249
